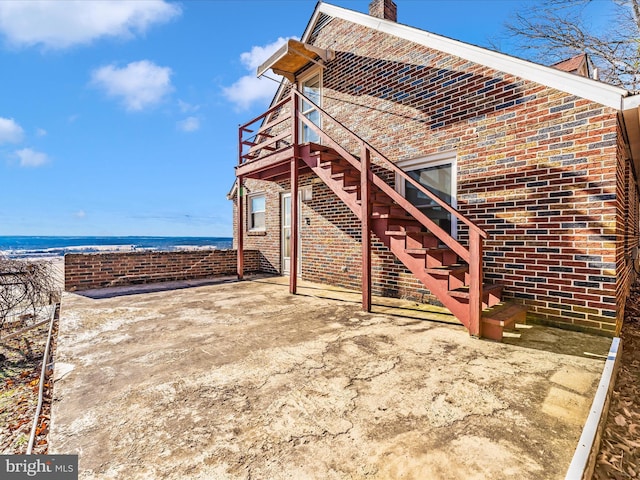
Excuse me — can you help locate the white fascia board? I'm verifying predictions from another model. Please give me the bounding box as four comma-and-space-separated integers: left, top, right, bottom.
623, 94, 640, 110
313, 2, 628, 110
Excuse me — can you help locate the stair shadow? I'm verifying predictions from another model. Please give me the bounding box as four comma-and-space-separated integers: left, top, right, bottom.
503, 323, 612, 359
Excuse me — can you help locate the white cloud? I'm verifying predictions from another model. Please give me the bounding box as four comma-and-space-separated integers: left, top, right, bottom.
177, 100, 200, 113
0, 117, 25, 144
36, 128, 47, 137
15, 148, 49, 167
223, 76, 280, 111
240, 37, 293, 70
177, 116, 200, 132
74, 210, 86, 218
91, 60, 173, 111
0, 0, 181, 50
223, 36, 297, 111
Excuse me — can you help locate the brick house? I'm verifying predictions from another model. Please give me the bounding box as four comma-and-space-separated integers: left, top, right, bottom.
231, 0, 640, 340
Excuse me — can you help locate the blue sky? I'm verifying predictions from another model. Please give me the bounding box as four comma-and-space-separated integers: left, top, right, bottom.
0, 0, 597, 237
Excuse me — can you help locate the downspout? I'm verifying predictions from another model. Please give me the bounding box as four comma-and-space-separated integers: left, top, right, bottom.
237, 176, 244, 280
290, 89, 299, 295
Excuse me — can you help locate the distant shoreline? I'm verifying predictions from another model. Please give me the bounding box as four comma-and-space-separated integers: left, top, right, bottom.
0, 236, 233, 260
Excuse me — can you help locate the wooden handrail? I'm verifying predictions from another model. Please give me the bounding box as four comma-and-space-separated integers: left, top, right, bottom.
244, 130, 290, 158
298, 113, 470, 261
239, 96, 289, 134
291, 89, 488, 239
238, 96, 292, 166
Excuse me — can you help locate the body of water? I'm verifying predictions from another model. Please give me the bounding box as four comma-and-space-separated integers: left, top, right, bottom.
0, 236, 234, 259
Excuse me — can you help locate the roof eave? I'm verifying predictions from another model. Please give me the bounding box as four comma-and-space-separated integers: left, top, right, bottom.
313, 2, 629, 110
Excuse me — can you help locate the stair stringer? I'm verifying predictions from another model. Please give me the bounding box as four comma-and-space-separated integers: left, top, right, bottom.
302, 150, 363, 219
370, 220, 470, 324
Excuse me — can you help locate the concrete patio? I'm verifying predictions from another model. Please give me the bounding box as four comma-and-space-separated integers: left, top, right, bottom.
50, 276, 612, 479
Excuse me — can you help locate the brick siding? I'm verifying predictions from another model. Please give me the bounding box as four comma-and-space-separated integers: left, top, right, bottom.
235, 15, 639, 336
64, 250, 261, 291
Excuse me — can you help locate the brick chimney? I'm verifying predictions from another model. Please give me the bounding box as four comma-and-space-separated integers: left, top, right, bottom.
369, 0, 397, 22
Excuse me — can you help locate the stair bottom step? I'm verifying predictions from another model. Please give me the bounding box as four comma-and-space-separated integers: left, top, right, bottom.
481, 303, 528, 341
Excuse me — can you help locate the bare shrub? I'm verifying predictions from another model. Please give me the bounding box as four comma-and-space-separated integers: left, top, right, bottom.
503, 0, 640, 92
0, 256, 61, 332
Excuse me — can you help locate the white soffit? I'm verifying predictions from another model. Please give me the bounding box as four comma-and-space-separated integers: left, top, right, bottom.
308, 2, 629, 110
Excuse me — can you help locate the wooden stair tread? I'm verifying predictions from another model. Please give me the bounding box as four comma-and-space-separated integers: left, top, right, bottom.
405, 247, 451, 254
318, 160, 345, 169
308, 143, 336, 153
425, 264, 468, 275
331, 172, 358, 181
372, 213, 417, 221
384, 230, 433, 237
480, 302, 528, 341
448, 283, 502, 299
483, 302, 527, 327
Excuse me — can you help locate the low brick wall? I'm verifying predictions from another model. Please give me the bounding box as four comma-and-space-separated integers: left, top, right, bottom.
64, 249, 261, 291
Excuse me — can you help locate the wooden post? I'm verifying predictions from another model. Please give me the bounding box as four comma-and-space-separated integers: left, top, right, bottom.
468, 230, 483, 337
290, 90, 299, 295
361, 145, 371, 312
237, 176, 244, 281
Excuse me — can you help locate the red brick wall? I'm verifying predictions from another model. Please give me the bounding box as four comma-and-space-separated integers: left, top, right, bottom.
235, 16, 633, 335
64, 250, 261, 291
233, 180, 288, 274
314, 18, 621, 335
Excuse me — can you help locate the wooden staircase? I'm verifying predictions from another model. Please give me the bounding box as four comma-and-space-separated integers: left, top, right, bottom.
301, 144, 526, 341
237, 88, 526, 341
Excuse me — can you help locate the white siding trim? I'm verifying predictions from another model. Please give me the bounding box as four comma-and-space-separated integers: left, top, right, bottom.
308, 2, 630, 110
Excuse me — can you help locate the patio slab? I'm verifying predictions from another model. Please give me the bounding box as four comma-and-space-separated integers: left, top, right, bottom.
50, 277, 611, 479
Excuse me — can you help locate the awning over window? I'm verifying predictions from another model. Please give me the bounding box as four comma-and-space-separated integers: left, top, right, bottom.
257, 39, 334, 82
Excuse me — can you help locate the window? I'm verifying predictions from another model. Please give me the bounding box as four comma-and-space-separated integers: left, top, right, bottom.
396, 152, 457, 237
248, 194, 265, 231
298, 70, 321, 143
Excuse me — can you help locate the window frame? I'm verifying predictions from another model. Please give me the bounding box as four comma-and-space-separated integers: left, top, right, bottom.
247, 193, 266, 232
395, 151, 458, 238
297, 68, 322, 143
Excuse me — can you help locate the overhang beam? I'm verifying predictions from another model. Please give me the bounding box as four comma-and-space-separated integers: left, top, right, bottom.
257, 39, 333, 82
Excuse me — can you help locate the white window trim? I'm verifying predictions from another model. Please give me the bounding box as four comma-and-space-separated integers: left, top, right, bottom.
298, 67, 322, 97
248, 193, 266, 232
297, 68, 322, 143
396, 151, 458, 238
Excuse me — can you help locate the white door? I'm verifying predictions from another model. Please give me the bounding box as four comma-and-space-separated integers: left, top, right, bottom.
397, 153, 457, 237
281, 193, 302, 275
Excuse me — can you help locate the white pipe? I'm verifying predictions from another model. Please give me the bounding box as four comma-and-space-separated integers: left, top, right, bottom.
565, 337, 622, 479
26, 303, 57, 455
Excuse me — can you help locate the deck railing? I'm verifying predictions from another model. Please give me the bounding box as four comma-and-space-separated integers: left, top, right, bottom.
239, 96, 292, 165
